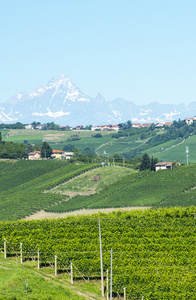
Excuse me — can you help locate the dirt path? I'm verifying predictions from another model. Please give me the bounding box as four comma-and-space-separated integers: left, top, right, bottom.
152, 137, 188, 155
32, 269, 98, 300
95, 140, 113, 156
25, 206, 150, 220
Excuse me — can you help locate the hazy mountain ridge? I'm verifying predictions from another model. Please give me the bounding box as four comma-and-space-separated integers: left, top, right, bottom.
0, 75, 192, 126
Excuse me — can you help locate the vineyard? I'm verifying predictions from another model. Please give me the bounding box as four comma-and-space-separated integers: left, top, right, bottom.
45, 164, 196, 213
0, 207, 196, 299
1, 160, 196, 221
0, 160, 100, 221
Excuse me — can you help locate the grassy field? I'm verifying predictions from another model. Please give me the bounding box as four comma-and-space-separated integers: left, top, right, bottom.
51, 166, 135, 196
0, 256, 101, 299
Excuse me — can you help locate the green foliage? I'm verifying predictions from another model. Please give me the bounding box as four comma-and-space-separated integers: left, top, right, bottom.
140, 153, 151, 170
67, 135, 80, 142
63, 144, 75, 151
47, 122, 60, 130
26, 143, 33, 155
0, 141, 26, 159
84, 125, 92, 130
118, 120, 132, 130
0, 207, 195, 299
91, 133, 102, 138
0, 122, 25, 129
41, 142, 52, 158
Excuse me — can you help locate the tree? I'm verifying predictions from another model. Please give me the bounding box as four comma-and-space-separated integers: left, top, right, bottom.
47, 122, 60, 130
26, 143, 33, 155
92, 133, 102, 138
41, 142, 52, 158
0, 131, 1, 143
150, 156, 158, 171
84, 125, 92, 130
140, 153, 151, 171
149, 123, 155, 131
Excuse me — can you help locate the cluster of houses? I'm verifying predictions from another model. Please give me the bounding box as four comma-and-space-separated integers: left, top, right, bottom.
28, 149, 74, 160
25, 122, 174, 132
132, 122, 173, 128
25, 117, 196, 131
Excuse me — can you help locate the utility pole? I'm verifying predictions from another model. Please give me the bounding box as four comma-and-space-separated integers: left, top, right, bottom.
186, 146, 189, 166
99, 218, 104, 297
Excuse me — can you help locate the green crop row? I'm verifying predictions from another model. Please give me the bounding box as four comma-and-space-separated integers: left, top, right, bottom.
0, 161, 100, 220
45, 165, 196, 213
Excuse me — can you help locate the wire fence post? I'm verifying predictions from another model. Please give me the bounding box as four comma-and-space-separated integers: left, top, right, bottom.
71, 262, 73, 284
124, 287, 126, 300
107, 269, 109, 300
110, 248, 113, 300
55, 255, 57, 276
20, 242, 23, 264
37, 248, 40, 269
4, 239, 6, 259
99, 217, 104, 297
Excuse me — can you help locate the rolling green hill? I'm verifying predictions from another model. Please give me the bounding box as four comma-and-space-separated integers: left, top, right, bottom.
0, 159, 196, 221
45, 164, 196, 213
2, 120, 196, 162
0, 160, 100, 221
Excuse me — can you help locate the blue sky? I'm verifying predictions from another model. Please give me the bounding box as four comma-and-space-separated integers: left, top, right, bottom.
1, 0, 196, 105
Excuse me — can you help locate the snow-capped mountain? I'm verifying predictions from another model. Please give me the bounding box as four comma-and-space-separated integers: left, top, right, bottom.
0, 75, 193, 125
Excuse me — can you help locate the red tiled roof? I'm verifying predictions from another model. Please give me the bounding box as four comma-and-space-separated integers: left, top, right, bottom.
28, 151, 40, 155
52, 149, 64, 153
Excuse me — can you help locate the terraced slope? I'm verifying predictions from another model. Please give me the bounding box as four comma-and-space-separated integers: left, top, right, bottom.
45, 164, 196, 213
0, 160, 99, 221
1, 159, 196, 221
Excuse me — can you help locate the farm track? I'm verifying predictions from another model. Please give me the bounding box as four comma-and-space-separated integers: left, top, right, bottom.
151, 137, 187, 155
25, 206, 150, 220
30, 268, 99, 300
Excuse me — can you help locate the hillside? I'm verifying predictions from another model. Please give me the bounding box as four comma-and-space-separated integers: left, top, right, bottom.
0, 160, 196, 222
0, 160, 100, 221
0, 256, 100, 299
0, 207, 195, 299
2, 119, 196, 162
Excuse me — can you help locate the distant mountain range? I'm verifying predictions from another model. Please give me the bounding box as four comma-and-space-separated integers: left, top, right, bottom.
0, 75, 193, 126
